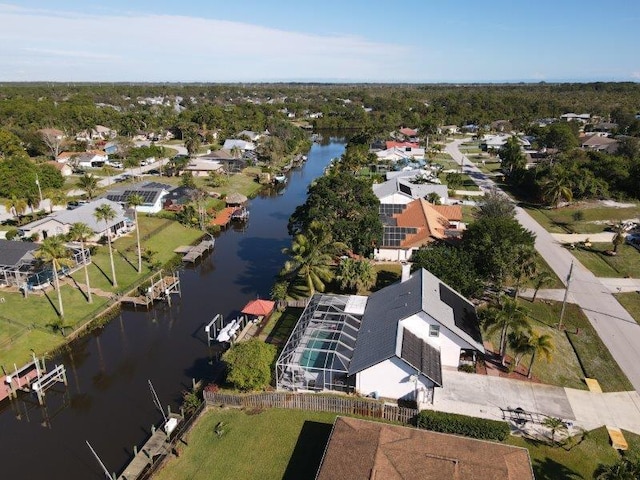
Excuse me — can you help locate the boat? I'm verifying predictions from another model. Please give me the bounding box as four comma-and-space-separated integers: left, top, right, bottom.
216, 319, 238, 342
273, 174, 287, 184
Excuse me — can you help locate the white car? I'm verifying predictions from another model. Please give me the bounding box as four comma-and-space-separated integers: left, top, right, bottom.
108, 161, 123, 169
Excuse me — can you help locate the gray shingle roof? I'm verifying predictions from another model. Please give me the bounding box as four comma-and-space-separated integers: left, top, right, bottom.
348, 268, 484, 375
0, 239, 38, 268
372, 178, 448, 201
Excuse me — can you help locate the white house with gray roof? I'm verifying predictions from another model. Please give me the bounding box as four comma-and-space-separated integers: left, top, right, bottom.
18, 199, 128, 241
105, 181, 172, 213
373, 174, 450, 205
276, 267, 485, 407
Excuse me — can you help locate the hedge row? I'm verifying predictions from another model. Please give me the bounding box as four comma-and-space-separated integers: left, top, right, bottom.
416, 410, 510, 441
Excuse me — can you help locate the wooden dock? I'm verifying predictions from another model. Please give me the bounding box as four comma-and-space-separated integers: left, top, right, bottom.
1, 354, 67, 404
180, 239, 215, 263
118, 413, 183, 480
210, 207, 235, 227
120, 271, 181, 308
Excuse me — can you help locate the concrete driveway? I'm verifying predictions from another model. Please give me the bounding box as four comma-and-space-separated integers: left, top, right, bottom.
446, 139, 640, 392
434, 369, 640, 434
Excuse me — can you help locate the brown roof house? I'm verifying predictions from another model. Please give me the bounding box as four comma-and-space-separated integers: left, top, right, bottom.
374, 199, 464, 261
316, 417, 534, 480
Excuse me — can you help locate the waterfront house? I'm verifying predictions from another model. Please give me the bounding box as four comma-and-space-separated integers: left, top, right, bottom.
105, 181, 172, 214
18, 199, 128, 241
222, 139, 256, 151
373, 173, 449, 206
276, 267, 485, 407
374, 199, 463, 262
316, 417, 534, 480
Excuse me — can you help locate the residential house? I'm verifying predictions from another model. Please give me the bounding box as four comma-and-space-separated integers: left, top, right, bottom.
75, 150, 109, 168
374, 199, 463, 261
561, 113, 591, 123
237, 130, 261, 142
490, 120, 512, 132
439, 125, 460, 135
105, 181, 172, 214
162, 186, 197, 211
316, 417, 534, 480
481, 134, 530, 151
398, 127, 419, 143
196, 149, 247, 173
56, 151, 79, 164
276, 267, 485, 406
373, 174, 449, 206
46, 161, 73, 177
18, 199, 128, 241
0, 239, 39, 287
183, 159, 224, 177
580, 134, 619, 153
76, 125, 117, 142
375, 146, 425, 163
222, 139, 256, 151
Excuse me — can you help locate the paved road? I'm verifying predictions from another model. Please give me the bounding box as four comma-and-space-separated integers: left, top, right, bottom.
446, 138, 640, 392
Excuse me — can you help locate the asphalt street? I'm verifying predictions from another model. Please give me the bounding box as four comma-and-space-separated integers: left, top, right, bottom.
446, 138, 640, 392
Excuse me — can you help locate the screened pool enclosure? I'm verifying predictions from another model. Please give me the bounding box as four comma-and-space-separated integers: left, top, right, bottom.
276, 293, 367, 393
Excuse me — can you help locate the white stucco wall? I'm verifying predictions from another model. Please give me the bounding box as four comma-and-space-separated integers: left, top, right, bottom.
356, 356, 434, 403
377, 193, 412, 205
373, 247, 414, 262
400, 312, 478, 368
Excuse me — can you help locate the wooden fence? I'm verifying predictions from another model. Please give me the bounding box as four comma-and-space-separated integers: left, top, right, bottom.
204, 391, 418, 425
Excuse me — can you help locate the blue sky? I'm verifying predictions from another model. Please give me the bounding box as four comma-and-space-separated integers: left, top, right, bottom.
1, 1, 639, 82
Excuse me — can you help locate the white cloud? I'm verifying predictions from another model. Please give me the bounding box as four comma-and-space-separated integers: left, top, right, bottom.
0, 4, 417, 82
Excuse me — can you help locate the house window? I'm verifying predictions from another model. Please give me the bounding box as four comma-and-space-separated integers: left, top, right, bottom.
429, 325, 440, 337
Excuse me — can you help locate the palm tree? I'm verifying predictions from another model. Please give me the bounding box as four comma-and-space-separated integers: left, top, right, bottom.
335, 258, 377, 293
594, 457, 640, 480
542, 168, 573, 209
127, 193, 144, 273
45, 188, 68, 213
101, 165, 116, 186
542, 416, 567, 444
35, 236, 73, 320
4, 195, 27, 224
93, 204, 118, 287
507, 331, 534, 368
531, 271, 554, 302
611, 222, 626, 254
483, 296, 532, 366
68, 222, 94, 304
281, 221, 346, 297
77, 173, 99, 200
512, 245, 537, 301
527, 331, 554, 379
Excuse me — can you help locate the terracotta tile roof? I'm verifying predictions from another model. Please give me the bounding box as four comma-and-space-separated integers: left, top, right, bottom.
57, 152, 77, 159
399, 127, 417, 136
393, 199, 454, 248
316, 417, 533, 480
432, 204, 463, 221
385, 141, 420, 149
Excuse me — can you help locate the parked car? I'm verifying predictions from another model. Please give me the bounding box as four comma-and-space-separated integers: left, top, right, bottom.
108, 161, 123, 169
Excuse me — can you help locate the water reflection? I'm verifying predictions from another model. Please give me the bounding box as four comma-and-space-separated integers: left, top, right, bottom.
0, 139, 346, 479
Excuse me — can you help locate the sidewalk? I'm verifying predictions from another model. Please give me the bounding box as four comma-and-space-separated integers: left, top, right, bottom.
431, 369, 640, 434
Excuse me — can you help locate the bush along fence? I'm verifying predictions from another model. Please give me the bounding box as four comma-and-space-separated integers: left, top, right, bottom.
416, 410, 510, 441
204, 390, 418, 425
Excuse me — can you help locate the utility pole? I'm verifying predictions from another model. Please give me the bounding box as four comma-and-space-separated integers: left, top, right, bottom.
558, 261, 574, 330
35, 174, 44, 210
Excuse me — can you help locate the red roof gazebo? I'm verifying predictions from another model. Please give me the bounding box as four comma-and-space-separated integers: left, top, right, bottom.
241, 299, 275, 318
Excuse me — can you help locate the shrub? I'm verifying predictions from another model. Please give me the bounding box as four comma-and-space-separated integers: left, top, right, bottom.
458, 364, 476, 374
222, 339, 277, 391
416, 410, 509, 441
4, 228, 18, 240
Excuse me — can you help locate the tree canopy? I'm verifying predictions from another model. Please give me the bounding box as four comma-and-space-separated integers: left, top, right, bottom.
222, 339, 277, 391
288, 172, 382, 256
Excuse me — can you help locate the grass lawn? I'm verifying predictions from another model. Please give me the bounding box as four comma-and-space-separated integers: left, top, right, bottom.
144, 169, 264, 200
155, 407, 637, 480
517, 255, 564, 290
0, 284, 111, 366
156, 408, 339, 480
522, 203, 640, 235
616, 292, 640, 324
507, 426, 640, 480
482, 298, 632, 391
569, 243, 640, 278
261, 308, 302, 349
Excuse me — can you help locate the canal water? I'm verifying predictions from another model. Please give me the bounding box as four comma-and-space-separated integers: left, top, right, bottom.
0, 139, 346, 479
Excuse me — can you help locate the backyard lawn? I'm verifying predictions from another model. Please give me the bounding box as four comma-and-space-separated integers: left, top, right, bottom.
155, 407, 638, 480
569, 242, 640, 278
